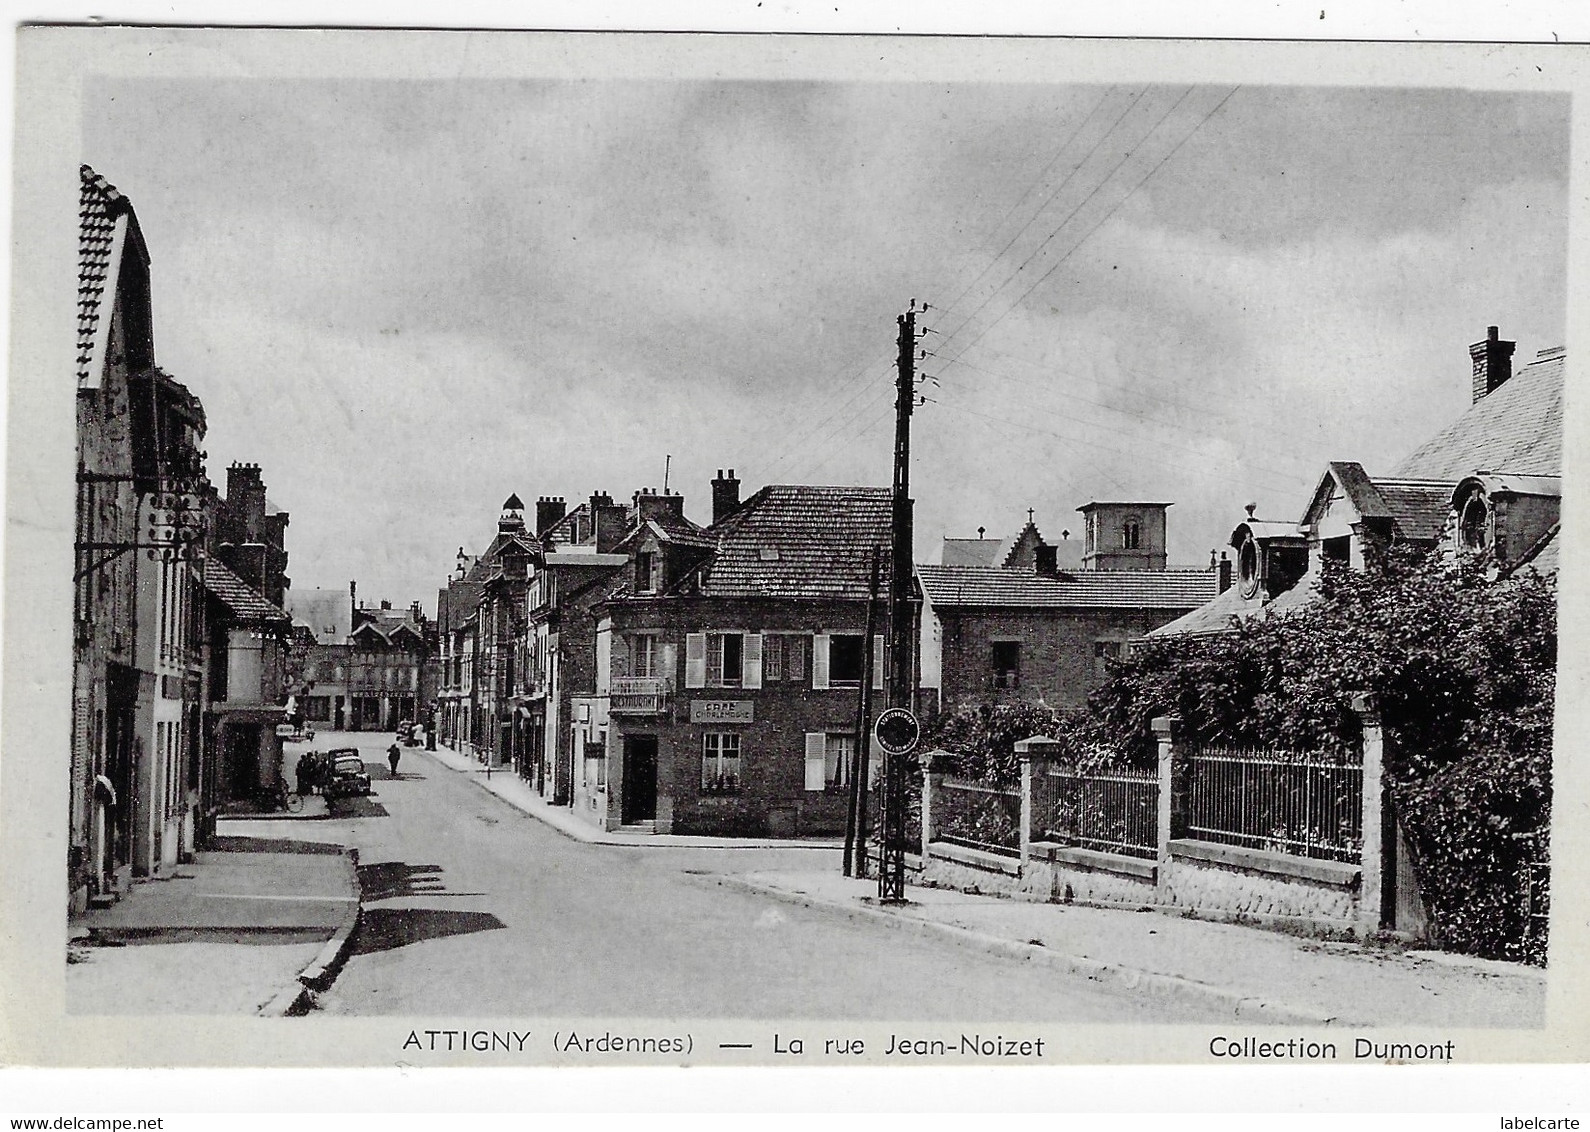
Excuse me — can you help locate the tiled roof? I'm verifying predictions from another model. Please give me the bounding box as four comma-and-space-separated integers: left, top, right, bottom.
1502, 522, 1560, 580
1392, 352, 1564, 479
645, 511, 716, 551
700, 485, 894, 600
204, 559, 290, 625
1143, 582, 1264, 637
1374, 479, 1457, 542
918, 564, 1218, 611
78, 165, 128, 386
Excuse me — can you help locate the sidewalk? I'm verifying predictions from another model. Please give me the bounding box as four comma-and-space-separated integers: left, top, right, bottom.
67, 822, 360, 1017
425, 740, 842, 851
719, 868, 1547, 1028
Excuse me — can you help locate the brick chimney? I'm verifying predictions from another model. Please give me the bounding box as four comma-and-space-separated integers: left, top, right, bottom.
633, 487, 686, 526
535, 496, 567, 536
1217, 550, 1233, 594
1470, 325, 1516, 404
1034, 543, 1058, 577
589, 492, 627, 553
712, 469, 741, 526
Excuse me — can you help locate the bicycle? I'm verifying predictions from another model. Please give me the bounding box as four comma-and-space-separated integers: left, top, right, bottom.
259, 781, 305, 814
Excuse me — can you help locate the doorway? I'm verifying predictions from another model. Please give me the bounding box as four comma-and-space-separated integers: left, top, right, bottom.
621, 735, 658, 824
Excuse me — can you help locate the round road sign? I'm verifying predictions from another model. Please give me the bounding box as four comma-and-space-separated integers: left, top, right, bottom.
874, 707, 920, 756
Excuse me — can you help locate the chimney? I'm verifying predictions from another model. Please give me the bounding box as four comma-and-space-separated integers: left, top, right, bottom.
536, 496, 567, 536
1034, 544, 1058, 577
1218, 551, 1233, 594
633, 487, 686, 526
350, 579, 357, 617
1470, 325, 1516, 404
381, 600, 392, 611
712, 469, 741, 526
590, 492, 626, 553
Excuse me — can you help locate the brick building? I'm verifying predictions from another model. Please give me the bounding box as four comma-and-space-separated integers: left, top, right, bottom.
574, 476, 900, 837
919, 502, 1219, 712
285, 582, 436, 732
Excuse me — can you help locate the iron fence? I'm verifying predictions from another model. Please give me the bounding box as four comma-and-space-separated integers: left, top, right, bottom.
936, 777, 1021, 857
1186, 745, 1363, 863
1042, 764, 1159, 860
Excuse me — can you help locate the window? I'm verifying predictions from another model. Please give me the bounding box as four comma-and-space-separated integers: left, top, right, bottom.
1460, 494, 1491, 553
1239, 537, 1260, 600
632, 634, 659, 678
706, 633, 744, 687
761, 633, 807, 683
702, 732, 742, 794
1093, 639, 1124, 678
991, 641, 1020, 689
804, 733, 853, 791
1323, 536, 1351, 566
636, 551, 660, 593
304, 696, 331, 722
829, 634, 865, 686
1123, 520, 1141, 550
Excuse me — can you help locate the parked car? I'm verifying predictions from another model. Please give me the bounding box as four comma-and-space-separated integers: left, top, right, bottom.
324, 748, 372, 798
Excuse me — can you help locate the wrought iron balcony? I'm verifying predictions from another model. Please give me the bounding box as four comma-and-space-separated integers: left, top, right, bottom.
609, 676, 672, 715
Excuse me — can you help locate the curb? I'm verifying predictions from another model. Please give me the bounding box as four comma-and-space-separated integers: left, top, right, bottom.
428, 747, 842, 852
713, 874, 1345, 1027
257, 846, 363, 1018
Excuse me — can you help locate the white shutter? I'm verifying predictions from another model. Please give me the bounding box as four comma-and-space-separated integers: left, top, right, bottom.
872, 634, 885, 690
812, 633, 831, 690
685, 633, 707, 689
595, 627, 611, 693
661, 643, 678, 690
804, 733, 827, 791
743, 633, 763, 689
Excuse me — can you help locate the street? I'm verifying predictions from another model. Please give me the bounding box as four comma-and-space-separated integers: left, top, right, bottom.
304, 732, 1221, 1021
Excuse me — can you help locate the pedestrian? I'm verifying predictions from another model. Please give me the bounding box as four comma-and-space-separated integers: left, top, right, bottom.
387, 742, 402, 779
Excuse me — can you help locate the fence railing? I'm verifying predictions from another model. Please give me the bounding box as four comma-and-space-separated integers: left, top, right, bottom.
1186, 745, 1363, 863
1042, 763, 1159, 860
936, 777, 1021, 857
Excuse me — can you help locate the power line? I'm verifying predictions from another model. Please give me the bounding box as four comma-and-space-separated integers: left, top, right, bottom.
931, 87, 1196, 360
938, 86, 1241, 367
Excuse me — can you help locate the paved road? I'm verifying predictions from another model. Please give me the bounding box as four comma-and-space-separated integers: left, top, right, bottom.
308, 733, 1220, 1020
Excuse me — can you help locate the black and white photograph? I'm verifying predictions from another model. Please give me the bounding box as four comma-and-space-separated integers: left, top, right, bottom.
4, 23, 1589, 1081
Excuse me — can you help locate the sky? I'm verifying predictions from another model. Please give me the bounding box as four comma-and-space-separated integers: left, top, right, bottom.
82, 78, 1570, 610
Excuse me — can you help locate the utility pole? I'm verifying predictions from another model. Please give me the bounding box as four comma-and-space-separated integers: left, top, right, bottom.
879, 302, 919, 904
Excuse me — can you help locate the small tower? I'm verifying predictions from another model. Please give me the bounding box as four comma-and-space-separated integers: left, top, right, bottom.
1076, 502, 1171, 571
499, 493, 526, 533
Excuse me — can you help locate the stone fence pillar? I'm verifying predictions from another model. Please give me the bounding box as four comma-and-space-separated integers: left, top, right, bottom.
1351, 693, 1387, 936
1014, 735, 1062, 877
918, 749, 954, 859
1152, 716, 1182, 879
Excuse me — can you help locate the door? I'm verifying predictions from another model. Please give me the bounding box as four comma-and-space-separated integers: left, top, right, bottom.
622, 735, 658, 824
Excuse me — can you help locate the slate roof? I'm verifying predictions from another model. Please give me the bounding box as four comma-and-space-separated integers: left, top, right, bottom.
917, 564, 1218, 611
698, 485, 894, 601
1143, 581, 1266, 637
284, 586, 352, 644
942, 538, 1002, 566
1373, 479, 1457, 542
1393, 350, 1564, 479
78, 166, 128, 386
204, 559, 291, 625
1501, 522, 1560, 580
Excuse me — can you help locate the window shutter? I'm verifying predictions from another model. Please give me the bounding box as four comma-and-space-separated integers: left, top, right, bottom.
661, 643, 678, 689
595, 627, 612, 693
804, 733, 827, 791
872, 634, 885, 690
812, 633, 831, 689
685, 633, 707, 688
743, 632, 763, 689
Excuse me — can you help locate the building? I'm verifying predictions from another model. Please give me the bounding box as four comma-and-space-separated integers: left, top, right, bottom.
918, 503, 1220, 712
72, 166, 211, 908
435, 553, 484, 752
285, 583, 435, 732
576, 475, 901, 837
1151, 326, 1564, 638
201, 558, 292, 806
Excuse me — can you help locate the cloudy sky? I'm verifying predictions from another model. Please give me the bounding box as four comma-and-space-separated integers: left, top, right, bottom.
82, 77, 1569, 608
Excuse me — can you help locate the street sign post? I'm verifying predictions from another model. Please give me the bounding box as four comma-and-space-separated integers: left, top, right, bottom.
874, 706, 919, 903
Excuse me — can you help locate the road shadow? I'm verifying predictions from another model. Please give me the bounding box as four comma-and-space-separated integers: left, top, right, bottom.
351, 908, 506, 956
328, 795, 390, 818
207, 835, 345, 855
358, 861, 447, 901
